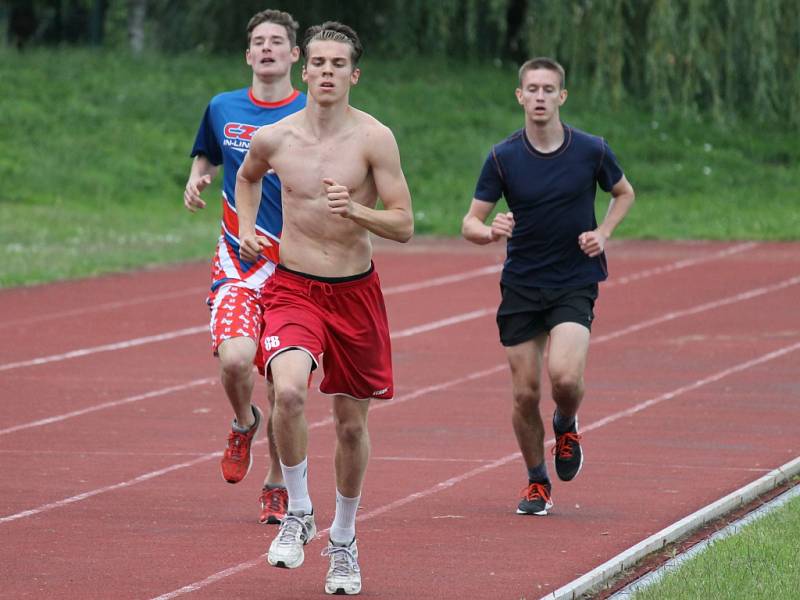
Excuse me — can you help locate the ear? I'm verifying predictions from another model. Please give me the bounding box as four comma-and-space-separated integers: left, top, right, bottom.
301, 64, 308, 83
245, 48, 253, 67
350, 67, 361, 85
515, 87, 523, 105
290, 46, 300, 64
559, 88, 568, 106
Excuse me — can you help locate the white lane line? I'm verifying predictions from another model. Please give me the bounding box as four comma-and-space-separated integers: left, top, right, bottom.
0, 264, 500, 332
593, 274, 800, 344
0, 365, 506, 525
0, 455, 214, 525
150, 338, 800, 599
580, 341, 800, 432
604, 242, 758, 288
2, 311, 500, 372
0, 379, 215, 437
382, 264, 501, 294
5, 273, 799, 525
8, 271, 797, 435
0, 326, 207, 372
0, 269, 500, 372
550, 456, 800, 600
391, 308, 495, 338
4, 271, 799, 445
0, 246, 758, 373
0, 286, 207, 330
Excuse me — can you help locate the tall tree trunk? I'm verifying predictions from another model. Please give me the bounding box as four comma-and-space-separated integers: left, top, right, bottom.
89, 0, 107, 46
128, 0, 146, 54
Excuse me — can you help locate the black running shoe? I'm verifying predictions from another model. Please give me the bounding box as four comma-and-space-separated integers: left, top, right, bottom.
552, 414, 583, 482
516, 481, 553, 515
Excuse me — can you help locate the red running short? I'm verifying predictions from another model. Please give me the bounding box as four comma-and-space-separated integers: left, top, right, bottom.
258, 263, 393, 401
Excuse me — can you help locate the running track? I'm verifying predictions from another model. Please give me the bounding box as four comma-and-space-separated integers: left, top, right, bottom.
1, 239, 798, 599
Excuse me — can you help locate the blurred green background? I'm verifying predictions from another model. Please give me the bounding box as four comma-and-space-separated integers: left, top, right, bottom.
1, 0, 799, 287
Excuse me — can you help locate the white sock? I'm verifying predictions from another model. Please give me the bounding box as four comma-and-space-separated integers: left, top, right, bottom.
329, 489, 360, 545
280, 458, 312, 515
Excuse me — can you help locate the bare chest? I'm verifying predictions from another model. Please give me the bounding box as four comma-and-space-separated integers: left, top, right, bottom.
272, 134, 371, 199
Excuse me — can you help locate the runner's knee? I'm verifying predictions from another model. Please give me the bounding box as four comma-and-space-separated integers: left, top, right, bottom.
334, 415, 368, 446
219, 351, 255, 379
512, 387, 540, 412
274, 384, 306, 417
550, 373, 583, 402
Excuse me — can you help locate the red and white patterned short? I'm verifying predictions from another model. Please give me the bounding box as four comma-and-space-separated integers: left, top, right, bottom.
207, 283, 265, 368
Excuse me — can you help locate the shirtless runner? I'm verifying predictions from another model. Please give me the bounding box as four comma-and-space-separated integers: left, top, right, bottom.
235, 21, 413, 596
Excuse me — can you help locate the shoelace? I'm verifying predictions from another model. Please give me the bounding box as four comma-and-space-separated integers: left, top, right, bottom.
261, 489, 286, 511
276, 515, 308, 546
321, 544, 360, 576
520, 482, 551, 502
226, 431, 247, 459
552, 432, 582, 459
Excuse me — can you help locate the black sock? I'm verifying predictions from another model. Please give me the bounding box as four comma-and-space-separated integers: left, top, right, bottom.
553, 408, 576, 433
527, 461, 549, 484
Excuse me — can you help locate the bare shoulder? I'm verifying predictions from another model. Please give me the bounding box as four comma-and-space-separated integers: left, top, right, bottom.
252, 110, 304, 151
351, 108, 397, 150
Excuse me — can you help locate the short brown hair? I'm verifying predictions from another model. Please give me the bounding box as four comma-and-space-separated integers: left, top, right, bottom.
302, 21, 363, 66
246, 9, 299, 47
518, 57, 566, 89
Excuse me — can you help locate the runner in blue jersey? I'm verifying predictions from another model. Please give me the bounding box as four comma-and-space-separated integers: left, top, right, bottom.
462, 57, 635, 516
183, 9, 306, 525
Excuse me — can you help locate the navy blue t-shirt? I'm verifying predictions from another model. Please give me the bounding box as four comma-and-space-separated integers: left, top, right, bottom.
474, 124, 623, 288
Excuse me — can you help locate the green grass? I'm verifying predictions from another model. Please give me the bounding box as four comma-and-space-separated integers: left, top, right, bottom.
1, 48, 799, 287
631, 492, 800, 599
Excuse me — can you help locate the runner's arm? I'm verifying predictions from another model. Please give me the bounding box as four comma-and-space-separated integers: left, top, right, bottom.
235, 131, 273, 262
184, 155, 219, 212
462, 199, 514, 245
579, 175, 635, 257
325, 126, 414, 243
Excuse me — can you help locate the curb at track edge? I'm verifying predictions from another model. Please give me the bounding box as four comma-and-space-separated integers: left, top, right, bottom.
542, 455, 800, 600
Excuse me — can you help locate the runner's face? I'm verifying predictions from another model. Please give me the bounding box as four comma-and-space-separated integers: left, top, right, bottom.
302, 40, 360, 104
246, 22, 299, 81
515, 68, 567, 124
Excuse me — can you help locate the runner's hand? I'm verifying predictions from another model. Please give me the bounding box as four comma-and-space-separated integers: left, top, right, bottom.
579, 230, 607, 257
323, 178, 354, 218
490, 211, 514, 242
239, 234, 272, 263
184, 174, 211, 212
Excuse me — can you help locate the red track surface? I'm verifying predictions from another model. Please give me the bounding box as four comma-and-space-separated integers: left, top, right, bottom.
1, 239, 798, 599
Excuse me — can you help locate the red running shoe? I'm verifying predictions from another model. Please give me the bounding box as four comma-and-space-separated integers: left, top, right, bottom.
220, 405, 262, 484
259, 486, 288, 524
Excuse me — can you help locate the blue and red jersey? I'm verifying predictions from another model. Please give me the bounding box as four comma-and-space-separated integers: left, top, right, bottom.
191, 87, 306, 292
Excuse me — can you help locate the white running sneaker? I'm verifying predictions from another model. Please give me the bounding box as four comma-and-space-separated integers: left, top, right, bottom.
322, 538, 361, 595
267, 512, 317, 569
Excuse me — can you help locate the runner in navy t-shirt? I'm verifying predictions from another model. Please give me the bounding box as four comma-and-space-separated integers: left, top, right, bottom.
183, 9, 305, 525
462, 57, 635, 516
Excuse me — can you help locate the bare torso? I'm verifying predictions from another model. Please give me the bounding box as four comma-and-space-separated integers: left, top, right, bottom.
266, 107, 383, 277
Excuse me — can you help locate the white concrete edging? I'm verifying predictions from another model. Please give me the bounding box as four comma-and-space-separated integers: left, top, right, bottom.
541, 456, 800, 600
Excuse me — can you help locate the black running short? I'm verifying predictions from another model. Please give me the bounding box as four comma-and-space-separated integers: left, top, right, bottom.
496, 283, 599, 347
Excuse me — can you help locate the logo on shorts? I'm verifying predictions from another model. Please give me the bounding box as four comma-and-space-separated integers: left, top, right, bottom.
372, 387, 389, 398
263, 335, 281, 351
